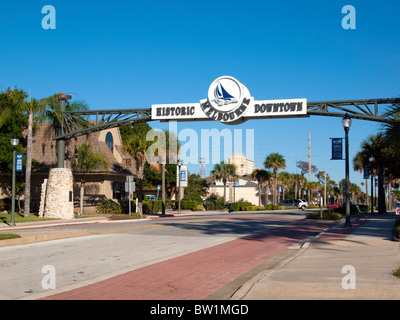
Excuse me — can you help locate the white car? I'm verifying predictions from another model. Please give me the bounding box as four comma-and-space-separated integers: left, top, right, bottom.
296, 199, 308, 210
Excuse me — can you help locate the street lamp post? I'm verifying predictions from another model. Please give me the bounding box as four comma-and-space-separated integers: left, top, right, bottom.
177, 159, 182, 214
10, 135, 19, 226
342, 114, 352, 228
369, 156, 375, 216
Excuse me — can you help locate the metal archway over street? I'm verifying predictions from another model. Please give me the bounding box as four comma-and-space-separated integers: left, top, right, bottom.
54, 76, 400, 142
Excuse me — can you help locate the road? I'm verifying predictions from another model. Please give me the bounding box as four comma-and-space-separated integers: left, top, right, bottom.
0, 211, 327, 300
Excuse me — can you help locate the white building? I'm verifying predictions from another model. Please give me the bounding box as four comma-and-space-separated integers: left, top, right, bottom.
206, 176, 271, 205
226, 153, 255, 176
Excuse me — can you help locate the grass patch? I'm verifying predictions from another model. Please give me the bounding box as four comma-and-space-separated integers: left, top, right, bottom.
306, 210, 343, 221
108, 213, 143, 220
0, 213, 58, 225
75, 213, 143, 220
0, 233, 21, 240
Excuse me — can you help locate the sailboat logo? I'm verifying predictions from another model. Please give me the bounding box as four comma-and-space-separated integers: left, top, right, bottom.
213, 81, 239, 106
202, 75, 251, 123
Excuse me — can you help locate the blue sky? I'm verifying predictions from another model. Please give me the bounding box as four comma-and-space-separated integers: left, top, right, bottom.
1, 1, 400, 190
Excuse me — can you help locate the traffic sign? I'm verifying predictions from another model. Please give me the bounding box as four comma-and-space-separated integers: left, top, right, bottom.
125, 182, 135, 193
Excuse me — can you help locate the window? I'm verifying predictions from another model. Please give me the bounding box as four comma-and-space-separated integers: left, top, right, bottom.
105, 132, 113, 152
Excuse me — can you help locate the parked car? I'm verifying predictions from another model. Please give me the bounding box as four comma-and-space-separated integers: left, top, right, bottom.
327, 203, 341, 209
278, 199, 300, 209
296, 199, 308, 210
145, 195, 157, 200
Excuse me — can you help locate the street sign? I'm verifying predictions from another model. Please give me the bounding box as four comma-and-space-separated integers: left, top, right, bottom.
177, 165, 188, 187
125, 182, 136, 193
125, 179, 135, 216
331, 138, 343, 160
16, 154, 23, 172
396, 203, 400, 216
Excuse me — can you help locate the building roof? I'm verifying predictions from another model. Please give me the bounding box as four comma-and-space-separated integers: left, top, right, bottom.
29, 122, 136, 176
205, 175, 258, 188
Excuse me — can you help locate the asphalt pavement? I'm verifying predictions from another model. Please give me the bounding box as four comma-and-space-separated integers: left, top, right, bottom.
1, 210, 399, 300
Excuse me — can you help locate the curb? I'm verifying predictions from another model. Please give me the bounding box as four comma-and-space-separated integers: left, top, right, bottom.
0, 230, 92, 247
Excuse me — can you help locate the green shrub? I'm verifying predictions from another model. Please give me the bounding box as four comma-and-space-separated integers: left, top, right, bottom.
264, 204, 284, 210
204, 202, 216, 210
393, 217, 400, 241
117, 199, 136, 214
393, 265, 400, 278
230, 201, 252, 211
205, 193, 225, 210
306, 210, 343, 220
180, 200, 198, 211
141, 201, 152, 214
194, 204, 205, 211
97, 200, 122, 215
249, 205, 265, 211
109, 213, 142, 220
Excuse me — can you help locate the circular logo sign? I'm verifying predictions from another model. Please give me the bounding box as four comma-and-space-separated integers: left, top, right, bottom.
201, 76, 251, 124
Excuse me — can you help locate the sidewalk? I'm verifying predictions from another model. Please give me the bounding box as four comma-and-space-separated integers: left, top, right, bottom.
233, 213, 400, 300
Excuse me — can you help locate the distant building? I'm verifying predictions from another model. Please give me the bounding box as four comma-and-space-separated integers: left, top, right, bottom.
226, 153, 255, 176
205, 176, 271, 205
0, 122, 136, 213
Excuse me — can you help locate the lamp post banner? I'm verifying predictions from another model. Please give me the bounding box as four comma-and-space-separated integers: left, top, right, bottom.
177, 165, 188, 188
16, 153, 23, 172
151, 76, 307, 124
331, 138, 343, 160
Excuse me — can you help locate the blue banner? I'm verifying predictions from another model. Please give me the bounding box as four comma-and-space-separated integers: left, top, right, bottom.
16, 153, 23, 172
363, 167, 370, 179
331, 138, 343, 160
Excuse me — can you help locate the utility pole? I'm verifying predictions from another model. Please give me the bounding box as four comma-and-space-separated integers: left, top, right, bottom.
324, 171, 327, 206
308, 131, 311, 203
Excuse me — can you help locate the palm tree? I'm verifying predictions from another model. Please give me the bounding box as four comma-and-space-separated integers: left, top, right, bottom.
228, 169, 238, 203
160, 130, 179, 215
353, 151, 369, 206
264, 153, 286, 205
250, 169, 270, 206
278, 171, 293, 201
72, 143, 109, 215
356, 133, 391, 213
293, 173, 306, 199
124, 134, 153, 216
211, 161, 236, 204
